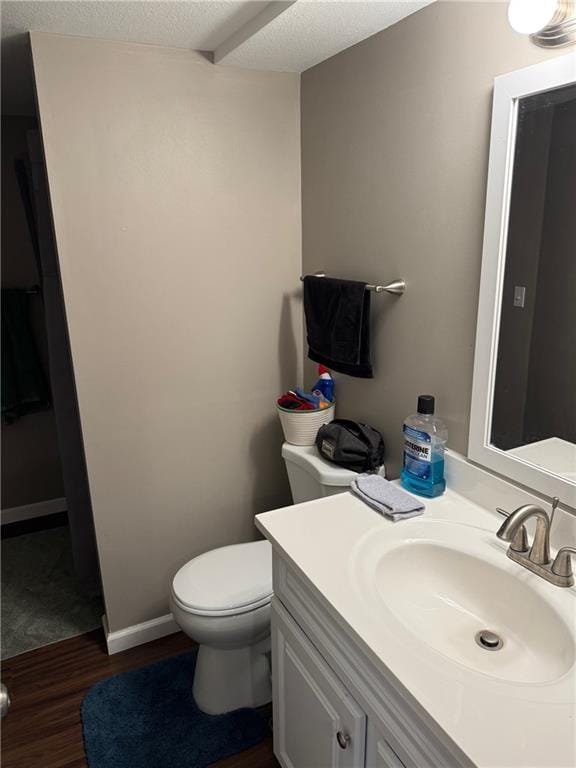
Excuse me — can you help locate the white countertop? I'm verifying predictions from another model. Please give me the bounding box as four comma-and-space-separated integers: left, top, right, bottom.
256, 486, 576, 768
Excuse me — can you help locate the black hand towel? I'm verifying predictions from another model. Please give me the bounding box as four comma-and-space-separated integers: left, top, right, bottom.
303, 276, 373, 378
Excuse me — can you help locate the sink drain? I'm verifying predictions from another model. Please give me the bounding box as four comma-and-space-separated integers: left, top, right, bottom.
475, 630, 503, 651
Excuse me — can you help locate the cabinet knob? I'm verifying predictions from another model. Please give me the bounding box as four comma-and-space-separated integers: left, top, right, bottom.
336, 731, 351, 749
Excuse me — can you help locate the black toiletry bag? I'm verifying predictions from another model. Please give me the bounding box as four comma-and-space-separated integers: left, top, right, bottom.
316, 419, 385, 472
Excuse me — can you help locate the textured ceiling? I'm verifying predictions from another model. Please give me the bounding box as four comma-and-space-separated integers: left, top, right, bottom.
1, 1, 268, 50
217, 1, 432, 71
1, 1, 268, 114
1, 0, 434, 115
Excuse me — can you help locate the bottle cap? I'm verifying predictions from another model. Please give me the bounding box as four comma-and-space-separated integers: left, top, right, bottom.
417, 395, 435, 415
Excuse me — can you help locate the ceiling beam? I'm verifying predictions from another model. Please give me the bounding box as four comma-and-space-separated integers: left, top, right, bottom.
214, 1, 298, 65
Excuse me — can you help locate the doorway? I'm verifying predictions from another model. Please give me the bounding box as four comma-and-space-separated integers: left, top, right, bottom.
1, 110, 103, 659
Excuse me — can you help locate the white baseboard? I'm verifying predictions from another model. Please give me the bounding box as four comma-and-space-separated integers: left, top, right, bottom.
1, 496, 67, 525
104, 613, 180, 655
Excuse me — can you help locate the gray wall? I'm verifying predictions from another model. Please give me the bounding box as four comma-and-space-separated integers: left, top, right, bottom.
1, 115, 64, 509
301, 1, 559, 478
31, 33, 302, 633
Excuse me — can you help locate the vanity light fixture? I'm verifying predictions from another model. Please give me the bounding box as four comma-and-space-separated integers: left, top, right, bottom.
508, 0, 576, 47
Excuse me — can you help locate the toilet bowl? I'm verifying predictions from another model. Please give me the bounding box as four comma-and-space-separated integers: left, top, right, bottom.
170, 539, 273, 715
171, 442, 363, 714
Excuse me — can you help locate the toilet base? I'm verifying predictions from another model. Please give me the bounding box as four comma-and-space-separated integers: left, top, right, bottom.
193, 638, 272, 715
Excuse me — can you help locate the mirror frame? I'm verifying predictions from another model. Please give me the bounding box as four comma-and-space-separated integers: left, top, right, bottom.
469, 52, 576, 510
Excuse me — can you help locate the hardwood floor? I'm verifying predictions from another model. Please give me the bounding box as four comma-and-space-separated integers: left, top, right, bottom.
1, 629, 279, 768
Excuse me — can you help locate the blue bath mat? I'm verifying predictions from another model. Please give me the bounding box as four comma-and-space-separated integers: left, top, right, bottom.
82, 651, 268, 768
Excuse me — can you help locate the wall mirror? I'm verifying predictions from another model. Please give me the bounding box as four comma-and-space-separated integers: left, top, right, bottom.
469, 53, 576, 509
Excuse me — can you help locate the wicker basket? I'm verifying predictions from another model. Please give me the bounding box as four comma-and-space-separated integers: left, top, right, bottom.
277, 402, 335, 446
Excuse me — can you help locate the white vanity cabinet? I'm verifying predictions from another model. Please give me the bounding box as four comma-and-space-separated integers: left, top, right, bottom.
258, 462, 576, 768
272, 599, 409, 768
270, 554, 470, 768
272, 599, 367, 768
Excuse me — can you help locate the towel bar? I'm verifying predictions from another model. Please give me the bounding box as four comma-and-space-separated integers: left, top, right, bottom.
300, 272, 406, 295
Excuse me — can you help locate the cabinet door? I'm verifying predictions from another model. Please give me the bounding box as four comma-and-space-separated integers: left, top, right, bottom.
366, 722, 408, 768
272, 599, 366, 768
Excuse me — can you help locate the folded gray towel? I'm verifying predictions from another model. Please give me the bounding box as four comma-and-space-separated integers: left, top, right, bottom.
351, 474, 424, 522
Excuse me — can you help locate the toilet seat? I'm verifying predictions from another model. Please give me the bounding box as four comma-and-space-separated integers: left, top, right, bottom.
172, 540, 272, 617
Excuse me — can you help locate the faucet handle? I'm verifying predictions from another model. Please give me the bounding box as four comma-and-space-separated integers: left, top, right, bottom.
496, 507, 509, 517
551, 546, 576, 584
510, 525, 529, 553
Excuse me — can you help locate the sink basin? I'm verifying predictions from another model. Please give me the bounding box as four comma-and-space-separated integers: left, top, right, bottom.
353, 521, 575, 684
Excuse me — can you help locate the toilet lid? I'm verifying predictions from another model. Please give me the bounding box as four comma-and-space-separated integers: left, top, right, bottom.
172, 540, 272, 616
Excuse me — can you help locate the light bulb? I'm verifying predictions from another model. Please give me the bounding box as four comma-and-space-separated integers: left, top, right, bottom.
508, 0, 559, 34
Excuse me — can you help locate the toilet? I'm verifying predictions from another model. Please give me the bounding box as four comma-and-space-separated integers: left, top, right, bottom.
170, 442, 359, 715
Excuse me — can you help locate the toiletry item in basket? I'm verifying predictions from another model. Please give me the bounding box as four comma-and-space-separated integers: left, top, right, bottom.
312, 365, 335, 402
295, 386, 330, 409
277, 392, 314, 411
401, 395, 447, 498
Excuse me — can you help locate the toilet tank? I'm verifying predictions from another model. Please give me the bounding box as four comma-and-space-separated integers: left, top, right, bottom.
281, 443, 359, 504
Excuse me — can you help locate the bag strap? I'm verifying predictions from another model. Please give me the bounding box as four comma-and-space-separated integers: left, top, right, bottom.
330, 419, 366, 441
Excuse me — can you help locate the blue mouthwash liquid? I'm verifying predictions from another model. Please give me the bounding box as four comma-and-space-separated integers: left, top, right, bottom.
401, 395, 447, 498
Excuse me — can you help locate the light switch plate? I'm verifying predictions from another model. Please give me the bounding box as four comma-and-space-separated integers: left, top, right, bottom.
513, 285, 526, 308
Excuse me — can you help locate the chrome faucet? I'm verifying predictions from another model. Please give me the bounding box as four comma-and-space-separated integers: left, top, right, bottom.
496, 497, 574, 587
496, 503, 551, 563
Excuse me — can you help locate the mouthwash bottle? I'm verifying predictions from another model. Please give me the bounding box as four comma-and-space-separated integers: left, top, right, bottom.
401, 395, 447, 497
